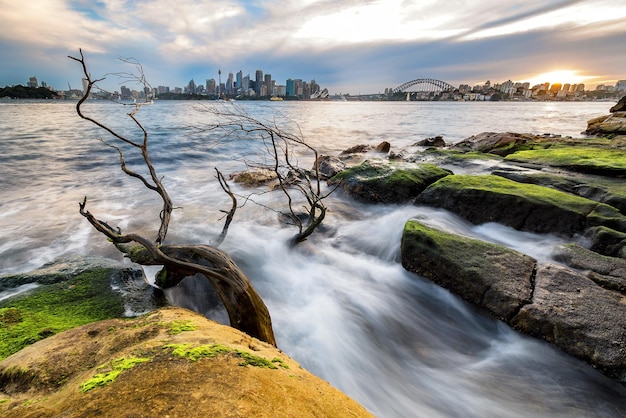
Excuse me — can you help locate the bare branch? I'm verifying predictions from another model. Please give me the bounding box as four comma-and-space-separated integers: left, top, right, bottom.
214, 168, 237, 247
69, 49, 173, 244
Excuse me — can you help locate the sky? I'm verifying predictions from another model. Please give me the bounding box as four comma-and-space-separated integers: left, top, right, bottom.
1, 0, 625, 94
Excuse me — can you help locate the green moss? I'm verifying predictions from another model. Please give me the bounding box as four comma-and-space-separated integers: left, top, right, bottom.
163, 320, 197, 335
164, 344, 288, 369
441, 174, 607, 213
0, 268, 125, 361
80, 356, 151, 393
505, 146, 626, 174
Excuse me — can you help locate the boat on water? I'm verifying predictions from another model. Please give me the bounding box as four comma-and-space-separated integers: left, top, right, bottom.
269, 96, 284, 101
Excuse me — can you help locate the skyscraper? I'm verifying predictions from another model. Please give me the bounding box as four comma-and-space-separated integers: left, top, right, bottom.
255, 69, 263, 96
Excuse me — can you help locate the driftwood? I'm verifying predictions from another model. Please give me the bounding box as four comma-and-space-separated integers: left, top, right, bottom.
69, 49, 276, 346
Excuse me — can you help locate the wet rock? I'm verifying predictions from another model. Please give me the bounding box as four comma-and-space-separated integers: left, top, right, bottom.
0, 256, 164, 319
511, 263, 626, 381
401, 221, 626, 381
415, 174, 626, 237
552, 243, 626, 292
340, 144, 372, 155
414, 135, 446, 147
375, 141, 391, 153
586, 226, 626, 259
230, 169, 278, 186
492, 170, 626, 215
451, 132, 538, 156
312, 155, 346, 179
503, 145, 626, 177
328, 160, 451, 203
401, 220, 535, 320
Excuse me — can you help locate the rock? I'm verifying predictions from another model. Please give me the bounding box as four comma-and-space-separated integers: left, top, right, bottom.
0, 307, 373, 418
503, 145, 626, 176
511, 263, 626, 381
401, 220, 535, 321
492, 170, 626, 215
585, 111, 626, 136
328, 160, 451, 203
414, 135, 446, 147
375, 141, 391, 153
586, 226, 626, 259
415, 174, 626, 236
313, 155, 346, 179
400, 221, 626, 381
552, 243, 626, 292
0, 257, 167, 361
230, 169, 278, 186
610, 95, 626, 113
451, 132, 538, 156
340, 144, 372, 155
0, 256, 163, 318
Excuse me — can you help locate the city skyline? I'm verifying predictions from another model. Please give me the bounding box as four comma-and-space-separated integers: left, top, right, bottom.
1, 1, 625, 94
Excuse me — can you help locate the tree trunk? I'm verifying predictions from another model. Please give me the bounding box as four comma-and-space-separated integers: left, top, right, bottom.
132, 244, 276, 346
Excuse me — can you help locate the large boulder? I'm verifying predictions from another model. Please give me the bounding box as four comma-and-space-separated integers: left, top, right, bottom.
511, 263, 626, 380
415, 174, 626, 237
0, 307, 373, 418
329, 160, 451, 203
400, 221, 626, 381
401, 220, 535, 320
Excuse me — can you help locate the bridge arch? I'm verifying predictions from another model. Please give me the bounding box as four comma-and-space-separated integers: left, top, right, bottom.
393, 78, 456, 93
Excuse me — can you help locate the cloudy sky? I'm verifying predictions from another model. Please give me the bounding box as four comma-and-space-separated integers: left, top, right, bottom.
1, 0, 625, 94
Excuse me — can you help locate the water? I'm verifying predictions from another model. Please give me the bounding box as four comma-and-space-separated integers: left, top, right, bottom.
1, 100, 625, 417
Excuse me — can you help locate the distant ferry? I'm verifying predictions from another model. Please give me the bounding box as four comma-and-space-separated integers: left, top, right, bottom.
269, 96, 284, 101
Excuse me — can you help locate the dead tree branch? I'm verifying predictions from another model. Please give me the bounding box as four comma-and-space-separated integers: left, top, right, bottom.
196, 104, 330, 244
69, 49, 275, 346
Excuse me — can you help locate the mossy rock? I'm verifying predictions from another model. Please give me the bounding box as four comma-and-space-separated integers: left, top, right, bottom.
328, 159, 451, 203
0, 267, 127, 361
504, 146, 626, 177
0, 307, 373, 418
586, 226, 626, 259
401, 220, 535, 320
492, 170, 626, 215
415, 174, 626, 236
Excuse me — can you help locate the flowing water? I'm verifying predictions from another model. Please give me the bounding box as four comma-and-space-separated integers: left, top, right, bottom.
1, 100, 625, 417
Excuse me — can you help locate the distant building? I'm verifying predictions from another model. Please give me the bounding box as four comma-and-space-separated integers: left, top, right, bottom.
27, 76, 38, 88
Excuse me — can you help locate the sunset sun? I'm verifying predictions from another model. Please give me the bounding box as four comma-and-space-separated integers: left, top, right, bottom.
524, 70, 593, 87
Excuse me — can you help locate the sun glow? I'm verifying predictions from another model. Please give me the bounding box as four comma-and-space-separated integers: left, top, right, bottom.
523, 70, 594, 87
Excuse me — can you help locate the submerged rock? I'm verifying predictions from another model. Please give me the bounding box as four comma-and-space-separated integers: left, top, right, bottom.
0, 307, 373, 418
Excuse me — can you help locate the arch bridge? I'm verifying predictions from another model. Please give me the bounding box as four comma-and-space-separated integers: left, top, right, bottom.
393, 78, 456, 94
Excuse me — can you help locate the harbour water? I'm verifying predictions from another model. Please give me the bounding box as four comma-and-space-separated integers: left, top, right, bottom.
1, 100, 625, 417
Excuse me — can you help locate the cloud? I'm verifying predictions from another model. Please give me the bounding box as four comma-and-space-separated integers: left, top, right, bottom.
0, 0, 624, 93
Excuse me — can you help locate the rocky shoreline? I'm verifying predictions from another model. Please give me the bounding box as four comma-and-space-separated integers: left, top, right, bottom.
319, 99, 626, 381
